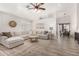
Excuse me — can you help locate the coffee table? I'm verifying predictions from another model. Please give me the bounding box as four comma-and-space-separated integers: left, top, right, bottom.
29, 35, 38, 42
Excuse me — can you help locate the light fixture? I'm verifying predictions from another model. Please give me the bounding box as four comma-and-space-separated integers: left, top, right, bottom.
26, 3, 46, 11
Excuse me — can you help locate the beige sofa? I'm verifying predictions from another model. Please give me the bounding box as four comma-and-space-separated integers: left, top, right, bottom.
0, 36, 24, 48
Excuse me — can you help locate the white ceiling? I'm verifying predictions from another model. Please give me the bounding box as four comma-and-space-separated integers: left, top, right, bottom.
0, 3, 75, 20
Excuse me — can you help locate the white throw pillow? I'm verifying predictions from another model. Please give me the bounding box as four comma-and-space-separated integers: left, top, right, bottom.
0, 36, 8, 42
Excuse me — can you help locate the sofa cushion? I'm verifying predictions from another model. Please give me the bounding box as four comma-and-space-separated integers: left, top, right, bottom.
1, 32, 12, 38
4, 37, 24, 44
0, 36, 8, 42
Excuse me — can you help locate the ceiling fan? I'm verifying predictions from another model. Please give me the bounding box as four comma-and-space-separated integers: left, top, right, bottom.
26, 3, 46, 11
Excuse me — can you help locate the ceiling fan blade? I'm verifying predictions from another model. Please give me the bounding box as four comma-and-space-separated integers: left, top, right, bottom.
38, 3, 44, 7
30, 3, 36, 7
26, 5, 33, 9
39, 8, 46, 10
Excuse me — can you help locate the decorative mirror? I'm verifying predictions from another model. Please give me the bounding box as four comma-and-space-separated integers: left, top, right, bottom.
9, 20, 17, 27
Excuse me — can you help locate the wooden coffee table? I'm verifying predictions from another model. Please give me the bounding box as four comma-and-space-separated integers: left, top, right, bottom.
29, 35, 38, 42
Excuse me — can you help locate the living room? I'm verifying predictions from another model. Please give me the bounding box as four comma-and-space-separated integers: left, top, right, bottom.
0, 3, 79, 56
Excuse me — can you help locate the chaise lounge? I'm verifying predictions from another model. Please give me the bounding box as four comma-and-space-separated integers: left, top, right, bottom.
0, 32, 24, 48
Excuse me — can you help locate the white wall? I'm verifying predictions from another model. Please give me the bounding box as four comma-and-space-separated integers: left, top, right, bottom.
70, 4, 77, 35
37, 16, 56, 36
56, 15, 71, 24
0, 3, 78, 36
56, 3, 78, 36
77, 4, 79, 32
0, 3, 57, 36
0, 11, 32, 34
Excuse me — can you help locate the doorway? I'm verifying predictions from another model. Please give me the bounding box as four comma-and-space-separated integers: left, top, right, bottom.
57, 23, 70, 38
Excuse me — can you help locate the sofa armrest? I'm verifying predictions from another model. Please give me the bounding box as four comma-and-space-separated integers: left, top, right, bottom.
0, 36, 8, 42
